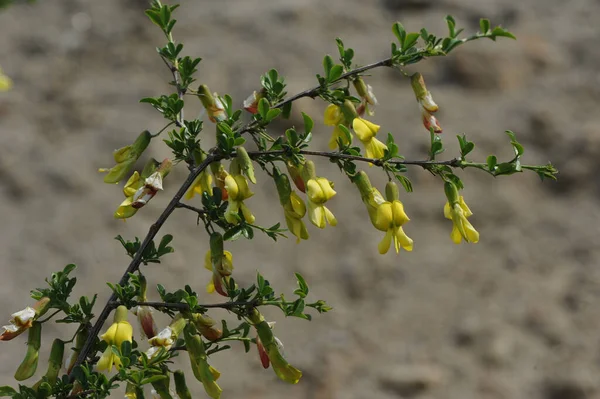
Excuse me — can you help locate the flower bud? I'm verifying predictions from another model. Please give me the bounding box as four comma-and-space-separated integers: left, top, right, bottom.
135, 275, 158, 340
353, 77, 369, 99
256, 336, 270, 369
444, 181, 460, 205
353, 77, 377, 116
174, 370, 193, 399
353, 171, 386, 226
235, 147, 256, 184
191, 314, 222, 342
286, 161, 305, 193
65, 327, 88, 374
198, 85, 226, 123
33, 338, 64, 390
183, 324, 222, 399
353, 171, 374, 199
300, 160, 317, 183
411, 73, 439, 113
249, 309, 302, 384
385, 181, 400, 202
274, 169, 292, 206
14, 321, 42, 381
341, 99, 359, 122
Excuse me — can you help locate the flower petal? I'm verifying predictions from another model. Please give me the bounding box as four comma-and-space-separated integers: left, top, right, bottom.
378, 229, 393, 254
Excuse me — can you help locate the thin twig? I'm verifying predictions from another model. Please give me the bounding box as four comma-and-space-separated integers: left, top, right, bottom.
160, 55, 185, 127
117, 300, 260, 311
247, 149, 461, 168
175, 202, 207, 215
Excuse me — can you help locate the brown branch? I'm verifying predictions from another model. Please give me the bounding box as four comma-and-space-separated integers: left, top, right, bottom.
248, 149, 461, 168
70, 154, 222, 377
118, 300, 261, 311
175, 202, 206, 215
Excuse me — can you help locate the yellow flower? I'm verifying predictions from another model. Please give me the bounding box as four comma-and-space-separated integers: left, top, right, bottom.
99, 131, 151, 184
185, 170, 213, 200
275, 169, 309, 242
324, 104, 351, 149
444, 196, 479, 244
306, 177, 337, 229
374, 200, 413, 254
204, 250, 233, 296
283, 191, 309, 242
0, 67, 12, 91
97, 306, 133, 372
224, 174, 255, 224
352, 117, 387, 160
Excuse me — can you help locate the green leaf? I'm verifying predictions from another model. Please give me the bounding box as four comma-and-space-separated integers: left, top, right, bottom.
293, 273, 309, 298
403, 32, 420, 51
158, 234, 173, 252
445, 15, 457, 37
395, 175, 413, 193
486, 155, 497, 171
266, 108, 281, 122
141, 375, 169, 385
328, 64, 344, 82
145, 10, 163, 29
223, 225, 244, 241
505, 130, 524, 156
457, 134, 475, 157
338, 125, 352, 145
257, 98, 270, 120
491, 27, 516, 40
323, 55, 334, 80
392, 22, 406, 48
0, 386, 16, 397
442, 37, 463, 53
479, 18, 491, 34
282, 102, 292, 119
302, 112, 313, 136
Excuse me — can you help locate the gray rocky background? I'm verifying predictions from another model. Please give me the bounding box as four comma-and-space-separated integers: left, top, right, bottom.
1, 0, 600, 398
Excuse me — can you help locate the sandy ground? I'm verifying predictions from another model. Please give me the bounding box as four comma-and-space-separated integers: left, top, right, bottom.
1, 0, 600, 398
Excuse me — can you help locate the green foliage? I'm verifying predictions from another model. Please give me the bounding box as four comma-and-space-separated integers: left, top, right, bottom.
115, 234, 174, 265
0, 2, 558, 398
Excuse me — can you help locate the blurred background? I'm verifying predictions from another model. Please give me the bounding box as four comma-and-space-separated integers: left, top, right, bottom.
1, 0, 600, 398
